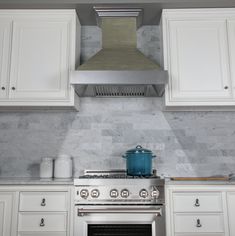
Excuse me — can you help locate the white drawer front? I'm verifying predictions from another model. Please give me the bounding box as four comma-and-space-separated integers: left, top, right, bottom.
19, 192, 68, 211
173, 192, 222, 212
174, 214, 224, 233
18, 233, 66, 236
18, 212, 67, 232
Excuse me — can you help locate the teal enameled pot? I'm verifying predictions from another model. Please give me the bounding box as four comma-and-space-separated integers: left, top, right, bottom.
122, 145, 156, 176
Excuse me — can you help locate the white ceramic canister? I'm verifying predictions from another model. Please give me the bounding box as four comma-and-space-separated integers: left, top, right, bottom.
54, 154, 73, 178
40, 157, 53, 178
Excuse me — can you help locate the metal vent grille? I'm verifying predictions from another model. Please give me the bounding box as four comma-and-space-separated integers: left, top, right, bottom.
94, 85, 147, 97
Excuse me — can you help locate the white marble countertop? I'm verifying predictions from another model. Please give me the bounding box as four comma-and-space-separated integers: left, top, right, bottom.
165, 178, 235, 185
0, 177, 74, 185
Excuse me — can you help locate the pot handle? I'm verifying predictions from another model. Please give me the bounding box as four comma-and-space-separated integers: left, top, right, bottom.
152, 155, 156, 158
136, 145, 142, 149
122, 155, 127, 159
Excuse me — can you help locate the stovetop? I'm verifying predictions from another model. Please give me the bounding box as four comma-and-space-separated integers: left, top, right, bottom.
78, 169, 160, 179
74, 170, 165, 205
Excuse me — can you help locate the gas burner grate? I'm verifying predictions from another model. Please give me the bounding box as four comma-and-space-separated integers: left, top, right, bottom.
79, 169, 159, 179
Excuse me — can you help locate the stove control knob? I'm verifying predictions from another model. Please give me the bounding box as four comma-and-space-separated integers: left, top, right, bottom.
91, 189, 100, 198
121, 189, 129, 198
151, 188, 160, 198
139, 189, 149, 198
80, 189, 89, 199
110, 189, 119, 198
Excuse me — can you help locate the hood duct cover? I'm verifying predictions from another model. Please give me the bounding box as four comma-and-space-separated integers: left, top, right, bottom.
70, 8, 168, 97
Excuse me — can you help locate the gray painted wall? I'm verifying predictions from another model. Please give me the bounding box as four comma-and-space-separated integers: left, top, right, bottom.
0, 26, 235, 178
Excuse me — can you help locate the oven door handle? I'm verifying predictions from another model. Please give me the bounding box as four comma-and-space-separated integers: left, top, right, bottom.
77, 208, 162, 216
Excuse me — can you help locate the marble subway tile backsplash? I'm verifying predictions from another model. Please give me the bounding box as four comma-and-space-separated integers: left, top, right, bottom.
0, 26, 235, 177
0, 98, 235, 178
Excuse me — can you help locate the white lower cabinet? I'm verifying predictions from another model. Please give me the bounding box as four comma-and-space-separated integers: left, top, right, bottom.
0, 185, 73, 236
18, 212, 67, 232
165, 184, 235, 236
174, 213, 224, 233
0, 192, 16, 236
18, 233, 66, 236
227, 192, 235, 236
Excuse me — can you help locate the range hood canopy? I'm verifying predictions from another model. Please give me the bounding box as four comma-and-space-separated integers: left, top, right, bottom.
70, 7, 168, 97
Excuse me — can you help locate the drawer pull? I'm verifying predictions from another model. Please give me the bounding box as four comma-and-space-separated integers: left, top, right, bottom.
194, 198, 200, 207
40, 218, 45, 227
41, 198, 46, 206
196, 219, 202, 228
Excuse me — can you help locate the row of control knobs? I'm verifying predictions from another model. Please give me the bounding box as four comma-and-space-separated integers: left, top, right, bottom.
79, 188, 159, 199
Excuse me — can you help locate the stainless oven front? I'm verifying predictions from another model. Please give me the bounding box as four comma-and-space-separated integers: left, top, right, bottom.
74, 205, 165, 236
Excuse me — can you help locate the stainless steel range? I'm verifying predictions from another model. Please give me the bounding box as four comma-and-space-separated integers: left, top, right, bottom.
74, 170, 165, 236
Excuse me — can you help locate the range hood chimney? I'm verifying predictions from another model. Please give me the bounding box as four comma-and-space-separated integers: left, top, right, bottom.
70, 7, 168, 97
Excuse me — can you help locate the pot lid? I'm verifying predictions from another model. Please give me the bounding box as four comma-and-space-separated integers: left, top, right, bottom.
126, 145, 152, 154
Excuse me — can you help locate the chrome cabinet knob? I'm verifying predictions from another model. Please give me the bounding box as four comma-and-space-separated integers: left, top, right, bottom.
91, 189, 100, 198
224, 86, 229, 90
139, 189, 149, 198
1, 87, 5, 90
120, 189, 129, 198
11, 87, 15, 90
80, 189, 89, 199
110, 189, 119, 198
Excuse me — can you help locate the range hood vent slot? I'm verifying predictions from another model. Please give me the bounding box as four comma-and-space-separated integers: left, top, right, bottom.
94, 85, 147, 97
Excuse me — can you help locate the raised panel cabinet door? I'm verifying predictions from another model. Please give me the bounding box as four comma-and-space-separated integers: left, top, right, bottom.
9, 19, 70, 100
0, 193, 14, 236
227, 20, 235, 99
0, 19, 11, 99
227, 192, 235, 236
166, 19, 232, 102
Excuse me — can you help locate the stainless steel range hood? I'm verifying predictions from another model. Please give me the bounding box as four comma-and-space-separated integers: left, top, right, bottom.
70, 7, 168, 97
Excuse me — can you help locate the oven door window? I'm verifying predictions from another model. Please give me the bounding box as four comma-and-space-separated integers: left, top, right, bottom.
88, 224, 152, 236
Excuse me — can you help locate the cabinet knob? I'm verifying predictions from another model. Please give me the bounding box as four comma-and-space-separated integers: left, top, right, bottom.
196, 219, 202, 228
40, 218, 45, 227
41, 198, 46, 206
1, 87, 5, 90
194, 198, 200, 207
224, 86, 229, 90
11, 87, 15, 90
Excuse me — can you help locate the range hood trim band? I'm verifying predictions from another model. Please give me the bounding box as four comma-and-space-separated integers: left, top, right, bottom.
70, 70, 168, 85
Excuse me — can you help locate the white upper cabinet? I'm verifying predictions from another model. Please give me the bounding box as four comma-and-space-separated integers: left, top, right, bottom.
162, 9, 235, 107
0, 19, 11, 99
0, 10, 80, 110
227, 20, 235, 98
10, 20, 69, 100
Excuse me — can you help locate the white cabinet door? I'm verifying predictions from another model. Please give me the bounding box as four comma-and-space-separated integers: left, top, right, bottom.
0, 192, 14, 236
0, 19, 11, 99
165, 18, 232, 103
227, 192, 235, 236
9, 19, 70, 100
227, 20, 235, 98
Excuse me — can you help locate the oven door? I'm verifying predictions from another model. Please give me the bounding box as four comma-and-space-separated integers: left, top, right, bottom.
74, 205, 165, 236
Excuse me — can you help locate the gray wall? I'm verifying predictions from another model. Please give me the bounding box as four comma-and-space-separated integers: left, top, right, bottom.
0, 26, 235, 178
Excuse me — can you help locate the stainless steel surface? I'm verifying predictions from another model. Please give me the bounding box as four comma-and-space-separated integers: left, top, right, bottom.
77, 207, 162, 216
74, 170, 165, 236
70, 7, 168, 97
